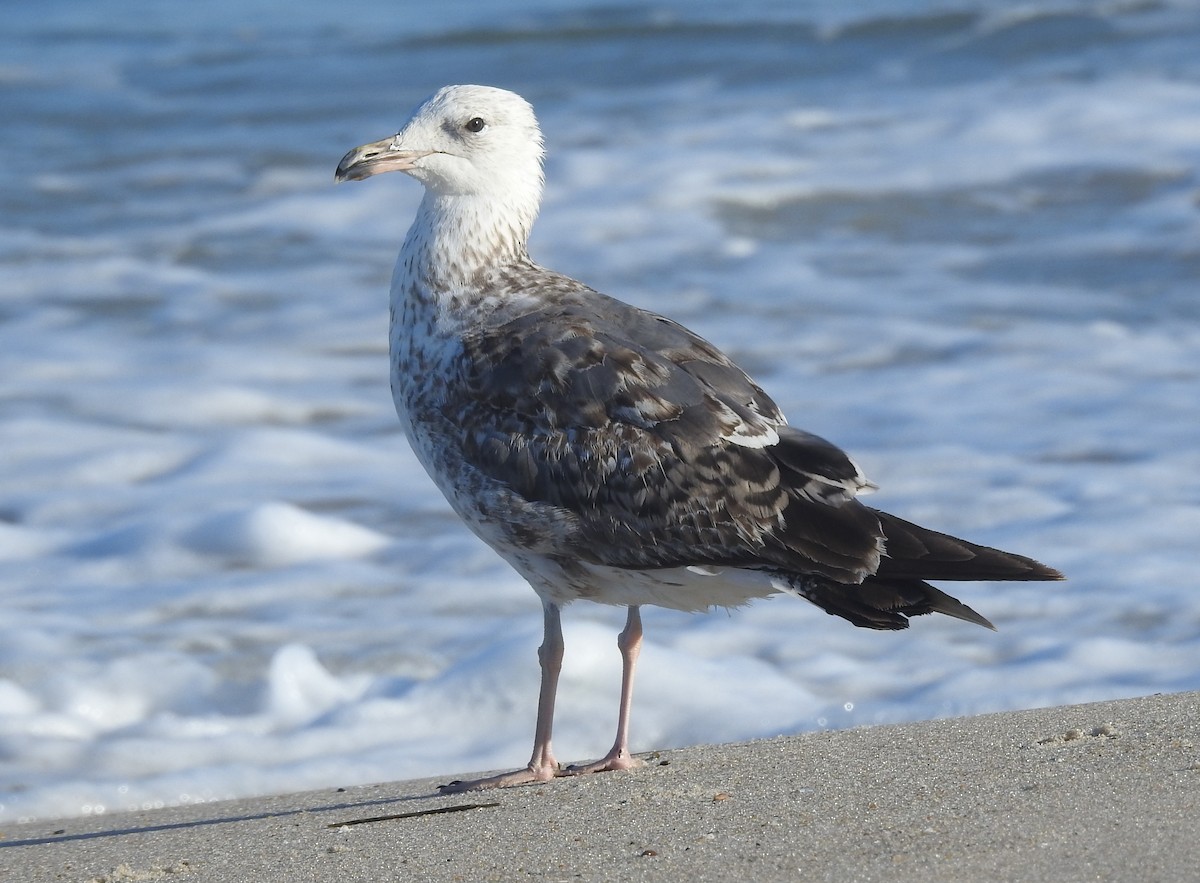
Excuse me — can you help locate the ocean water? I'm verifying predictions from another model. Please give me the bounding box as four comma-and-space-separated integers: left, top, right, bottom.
2, 0, 1199, 823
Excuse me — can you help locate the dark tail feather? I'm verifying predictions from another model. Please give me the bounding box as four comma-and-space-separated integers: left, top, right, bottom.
792, 573, 996, 631
780, 509, 1061, 631
872, 509, 1064, 582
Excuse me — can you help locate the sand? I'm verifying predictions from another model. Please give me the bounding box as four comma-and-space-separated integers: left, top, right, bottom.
2, 691, 1197, 882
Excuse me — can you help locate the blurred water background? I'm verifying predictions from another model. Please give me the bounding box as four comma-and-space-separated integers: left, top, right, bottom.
2, 0, 1199, 822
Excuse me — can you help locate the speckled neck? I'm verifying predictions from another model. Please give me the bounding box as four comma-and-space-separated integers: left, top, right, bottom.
399, 188, 539, 294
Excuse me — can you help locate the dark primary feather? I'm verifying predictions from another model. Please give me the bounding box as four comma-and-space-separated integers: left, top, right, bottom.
871, 510, 1061, 582
450, 279, 1061, 630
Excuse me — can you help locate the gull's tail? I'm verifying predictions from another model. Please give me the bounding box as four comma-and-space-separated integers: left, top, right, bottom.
782, 509, 1063, 631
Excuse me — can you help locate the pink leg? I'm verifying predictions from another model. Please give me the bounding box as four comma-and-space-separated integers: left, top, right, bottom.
438, 601, 564, 793
567, 605, 646, 775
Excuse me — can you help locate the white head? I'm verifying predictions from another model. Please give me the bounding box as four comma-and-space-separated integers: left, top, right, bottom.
337, 85, 546, 268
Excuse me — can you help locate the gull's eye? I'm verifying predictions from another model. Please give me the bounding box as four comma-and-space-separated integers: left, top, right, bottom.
463, 117, 487, 133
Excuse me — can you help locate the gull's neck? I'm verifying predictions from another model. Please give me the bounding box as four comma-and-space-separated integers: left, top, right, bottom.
400, 188, 539, 292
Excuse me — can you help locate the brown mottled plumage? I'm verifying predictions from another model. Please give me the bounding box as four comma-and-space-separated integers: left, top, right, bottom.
336, 85, 1063, 793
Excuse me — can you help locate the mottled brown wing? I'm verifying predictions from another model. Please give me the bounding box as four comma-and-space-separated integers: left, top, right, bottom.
450, 292, 886, 582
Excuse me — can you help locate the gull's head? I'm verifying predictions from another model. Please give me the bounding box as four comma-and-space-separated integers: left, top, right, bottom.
336, 85, 545, 204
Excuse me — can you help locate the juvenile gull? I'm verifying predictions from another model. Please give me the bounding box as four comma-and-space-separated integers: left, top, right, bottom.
335, 85, 1062, 792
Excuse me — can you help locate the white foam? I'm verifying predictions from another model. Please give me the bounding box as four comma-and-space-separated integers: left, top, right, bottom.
183, 502, 390, 567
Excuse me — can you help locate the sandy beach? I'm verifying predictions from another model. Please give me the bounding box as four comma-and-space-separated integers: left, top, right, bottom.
2, 690, 1196, 882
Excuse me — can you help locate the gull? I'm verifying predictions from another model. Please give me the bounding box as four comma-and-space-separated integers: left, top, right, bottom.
335, 85, 1062, 792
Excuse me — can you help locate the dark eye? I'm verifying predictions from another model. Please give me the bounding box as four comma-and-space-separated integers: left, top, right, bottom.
464, 117, 486, 133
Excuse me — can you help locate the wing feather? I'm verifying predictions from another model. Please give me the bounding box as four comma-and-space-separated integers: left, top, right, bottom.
449, 291, 884, 581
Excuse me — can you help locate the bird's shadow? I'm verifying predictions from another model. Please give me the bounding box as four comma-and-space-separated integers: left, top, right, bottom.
0, 785, 469, 849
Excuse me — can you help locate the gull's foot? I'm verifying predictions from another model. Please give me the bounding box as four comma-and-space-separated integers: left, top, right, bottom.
437, 762, 561, 794
564, 748, 646, 776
